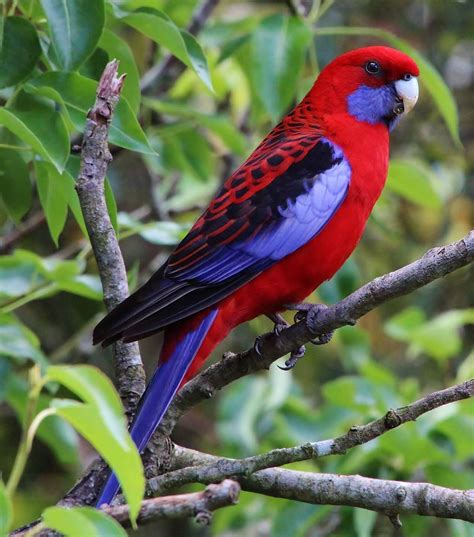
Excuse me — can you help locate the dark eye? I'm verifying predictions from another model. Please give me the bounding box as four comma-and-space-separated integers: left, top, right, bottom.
403, 73, 412, 81
365, 61, 380, 75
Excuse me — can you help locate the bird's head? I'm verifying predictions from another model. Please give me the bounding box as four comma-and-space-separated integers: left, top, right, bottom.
314, 46, 420, 131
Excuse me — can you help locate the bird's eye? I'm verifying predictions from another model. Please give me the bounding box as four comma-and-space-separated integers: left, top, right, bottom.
403, 73, 412, 81
365, 61, 380, 75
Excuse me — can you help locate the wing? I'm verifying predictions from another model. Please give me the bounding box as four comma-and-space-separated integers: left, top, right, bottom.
93, 133, 351, 346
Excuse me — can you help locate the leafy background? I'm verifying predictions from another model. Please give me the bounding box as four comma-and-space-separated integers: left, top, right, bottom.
0, 0, 472, 536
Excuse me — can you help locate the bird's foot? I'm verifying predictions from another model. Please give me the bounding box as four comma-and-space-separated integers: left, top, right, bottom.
265, 313, 306, 370
266, 313, 290, 336
278, 344, 306, 371
283, 302, 335, 346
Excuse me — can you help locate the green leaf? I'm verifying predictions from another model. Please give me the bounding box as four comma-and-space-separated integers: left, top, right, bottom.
99, 30, 140, 113
314, 27, 460, 144
122, 10, 213, 91
387, 159, 442, 209
35, 161, 70, 245
385, 308, 474, 361
57, 274, 103, 300
105, 178, 119, 234
0, 314, 47, 365
0, 256, 43, 300
29, 72, 155, 155
0, 92, 69, 171
5, 374, 78, 465
0, 148, 32, 223
0, 479, 13, 535
354, 508, 377, 537
0, 16, 41, 88
47, 365, 144, 521
40, 0, 105, 70
143, 98, 248, 155
43, 506, 127, 537
119, 213, 189, 245
248, 15, 312, 120
179, 29, 213, 92
408, 310, 474, 361
271, 502, 327, 537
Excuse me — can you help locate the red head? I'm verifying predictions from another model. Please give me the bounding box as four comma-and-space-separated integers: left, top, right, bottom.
311, 46, 420, 130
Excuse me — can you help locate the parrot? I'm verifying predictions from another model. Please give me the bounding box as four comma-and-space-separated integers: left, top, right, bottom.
93, 46, 419, 506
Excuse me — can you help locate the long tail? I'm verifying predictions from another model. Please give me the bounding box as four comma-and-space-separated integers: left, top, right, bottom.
95, 308, 218, 507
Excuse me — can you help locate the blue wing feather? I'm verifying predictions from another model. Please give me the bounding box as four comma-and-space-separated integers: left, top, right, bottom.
176, 140, 350, 282
94, 137, 351, 345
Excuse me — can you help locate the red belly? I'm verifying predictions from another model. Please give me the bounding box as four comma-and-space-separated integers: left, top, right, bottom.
182, 194, 368, 380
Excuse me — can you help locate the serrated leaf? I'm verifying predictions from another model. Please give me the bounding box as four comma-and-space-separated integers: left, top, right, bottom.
387, 159, 442, 209
0, 92, 69, 171
122, 10, 213, 91
43, 506, 127, 537
0, 148, 32, 223
0, 16, 41, 88
40, 0, 105, 70
47, 365, 144, 522
29, 72, 155, 155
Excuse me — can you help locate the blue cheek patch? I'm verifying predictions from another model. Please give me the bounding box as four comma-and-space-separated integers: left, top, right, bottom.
347, 84, 398, 129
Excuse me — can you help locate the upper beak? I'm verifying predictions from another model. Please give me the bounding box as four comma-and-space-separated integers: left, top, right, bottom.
394, 77, 419, 114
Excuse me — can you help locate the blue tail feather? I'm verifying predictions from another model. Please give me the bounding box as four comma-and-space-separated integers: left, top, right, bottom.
96, 309, 218, 507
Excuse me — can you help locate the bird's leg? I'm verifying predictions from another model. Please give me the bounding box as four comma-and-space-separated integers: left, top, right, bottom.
266, 312, 289, 336
283, 303, 335, 345
253, 313, 306, 370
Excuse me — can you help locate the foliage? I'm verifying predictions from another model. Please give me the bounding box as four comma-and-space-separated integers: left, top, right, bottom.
0, 0, 472, 536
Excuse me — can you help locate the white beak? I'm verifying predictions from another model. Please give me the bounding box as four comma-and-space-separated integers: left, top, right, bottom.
394, 77, 419, 113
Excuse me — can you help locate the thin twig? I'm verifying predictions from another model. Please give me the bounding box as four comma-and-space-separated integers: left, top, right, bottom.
140, 0, 220, 95
147, 379, 473, 495
0, 211, 46, 254
103, 480, 240, 527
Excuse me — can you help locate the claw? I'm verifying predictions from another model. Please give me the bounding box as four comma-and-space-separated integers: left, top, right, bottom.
278, 345, 306, 371
254, 335, 264, 356
266, 313, 290, 336
284, 303, 334, 346
312, 331, 334, 345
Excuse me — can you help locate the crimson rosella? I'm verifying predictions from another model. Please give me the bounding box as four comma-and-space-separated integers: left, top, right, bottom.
94, 46, 419, 505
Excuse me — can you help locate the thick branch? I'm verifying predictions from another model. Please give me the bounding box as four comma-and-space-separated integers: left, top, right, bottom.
75, 60, 145, 416
104, 480, 239, 528
241, 470, 474, 523
146, 379, 473, 495
157, 231, 473, 439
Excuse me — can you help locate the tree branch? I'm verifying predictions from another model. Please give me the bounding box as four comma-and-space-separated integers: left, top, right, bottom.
75, 60, 146, 417
156, 231, 473, 441
103, 480, 239, 528
241, 470, 474, 523
0, 211, 46, 254
145, 379, 474, 495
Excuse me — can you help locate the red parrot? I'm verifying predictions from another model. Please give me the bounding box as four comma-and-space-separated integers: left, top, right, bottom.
94, 46, 419, 505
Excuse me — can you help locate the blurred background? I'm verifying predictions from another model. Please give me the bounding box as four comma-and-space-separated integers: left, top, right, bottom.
0, 0, 473, 536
